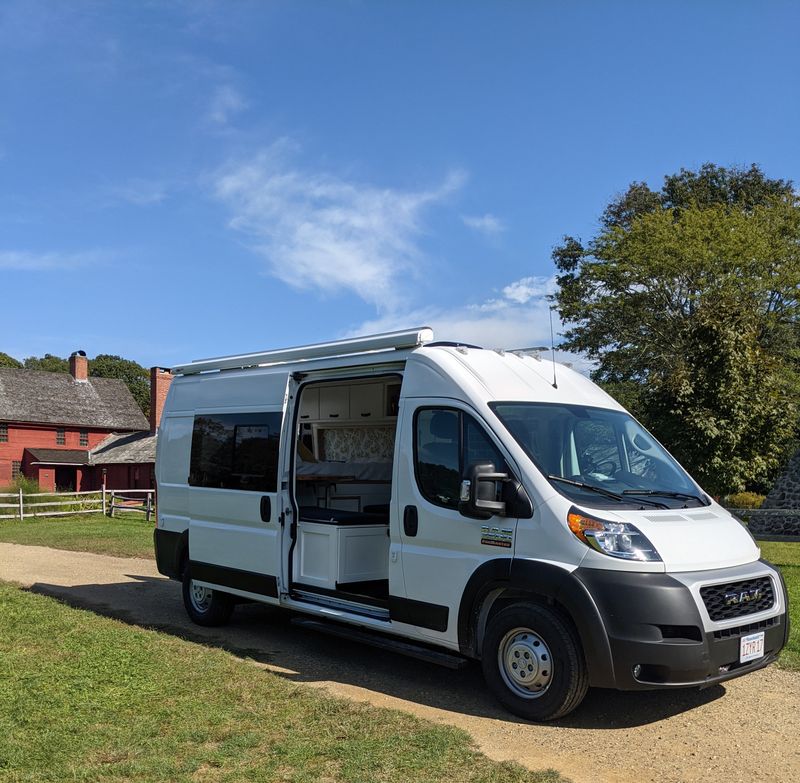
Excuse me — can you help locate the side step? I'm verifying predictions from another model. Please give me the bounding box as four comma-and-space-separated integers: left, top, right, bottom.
291, 617, 470, 670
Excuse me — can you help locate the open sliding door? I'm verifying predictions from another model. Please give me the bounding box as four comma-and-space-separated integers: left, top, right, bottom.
187, 370, 290, 603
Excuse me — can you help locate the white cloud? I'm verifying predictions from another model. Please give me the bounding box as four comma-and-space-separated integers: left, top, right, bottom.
0, 250, 101, 271
475, 275, 557, 312
346, 273, 592, 373
207, 84, 247, 127
501, 275, 555, 304
461, 212, 505, 235
214, 142, 466, 308
351, 278, 554, 350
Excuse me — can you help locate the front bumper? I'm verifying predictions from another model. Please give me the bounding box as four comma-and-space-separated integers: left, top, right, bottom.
575, 560, 789, 690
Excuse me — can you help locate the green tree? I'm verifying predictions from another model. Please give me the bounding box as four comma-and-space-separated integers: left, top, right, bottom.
23, 354, 69, 372
553, 163, 800, 495
0, 352, 22, 368
89, 354, 150, 417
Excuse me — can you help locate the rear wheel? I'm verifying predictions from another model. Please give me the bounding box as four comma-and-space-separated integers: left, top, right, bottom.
482, 602, 588, 721
182, 561, 234, 626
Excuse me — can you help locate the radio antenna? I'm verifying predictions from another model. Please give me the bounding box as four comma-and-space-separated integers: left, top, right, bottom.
549, 307, 558, 389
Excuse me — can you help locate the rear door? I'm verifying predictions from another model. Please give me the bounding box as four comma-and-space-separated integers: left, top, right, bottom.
393, 399, 519, 647
187, 375, 288, 603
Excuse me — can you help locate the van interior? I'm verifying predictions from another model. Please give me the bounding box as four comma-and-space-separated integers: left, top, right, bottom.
291, 376, 401, 609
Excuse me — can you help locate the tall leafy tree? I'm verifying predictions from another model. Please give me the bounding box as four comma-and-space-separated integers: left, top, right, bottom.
553, 164, 800, 495
0, 352, 22, 369
23, 354, 69, 373
90, 354, 150, 417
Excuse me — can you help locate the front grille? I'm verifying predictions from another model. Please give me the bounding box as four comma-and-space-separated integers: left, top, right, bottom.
700, 577, 774, 622
713, 616, 778, 640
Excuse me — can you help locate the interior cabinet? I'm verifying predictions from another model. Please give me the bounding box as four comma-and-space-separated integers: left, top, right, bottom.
319, 385, 349, 419
296, 521, 389, 589
298, 387, 319, 420
349, 383, 383, 419
301, 380, 399, 422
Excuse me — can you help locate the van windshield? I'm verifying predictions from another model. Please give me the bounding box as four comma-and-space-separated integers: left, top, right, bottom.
490, 402, 708, 509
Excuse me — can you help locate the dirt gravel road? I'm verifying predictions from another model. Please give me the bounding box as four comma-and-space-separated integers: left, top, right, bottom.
1, 542, 798, 783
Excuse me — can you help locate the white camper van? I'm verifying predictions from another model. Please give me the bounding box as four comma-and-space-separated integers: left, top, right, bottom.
154, 328, 788, 720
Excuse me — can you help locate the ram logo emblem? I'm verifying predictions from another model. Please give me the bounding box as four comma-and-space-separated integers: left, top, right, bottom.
723, 588, 762, 607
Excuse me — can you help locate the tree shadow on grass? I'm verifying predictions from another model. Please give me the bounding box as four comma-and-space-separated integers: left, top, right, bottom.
26, 575, 725, 729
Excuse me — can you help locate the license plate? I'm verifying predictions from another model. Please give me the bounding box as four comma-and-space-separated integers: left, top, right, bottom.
740, 631, 765, 663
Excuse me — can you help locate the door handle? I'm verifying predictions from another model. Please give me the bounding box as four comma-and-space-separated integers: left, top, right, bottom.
403, 505, 418, 537
260, 496, 271, 523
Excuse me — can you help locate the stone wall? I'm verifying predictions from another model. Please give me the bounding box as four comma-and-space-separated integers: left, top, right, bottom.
744, 509, 800, 538
763, 448, 800, 510
743, 448, 800, 538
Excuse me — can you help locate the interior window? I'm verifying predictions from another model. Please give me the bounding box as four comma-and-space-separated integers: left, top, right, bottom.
415, 408, 507, 510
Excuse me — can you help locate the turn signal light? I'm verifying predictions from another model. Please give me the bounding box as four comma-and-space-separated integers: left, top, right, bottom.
567, 510, 604, 544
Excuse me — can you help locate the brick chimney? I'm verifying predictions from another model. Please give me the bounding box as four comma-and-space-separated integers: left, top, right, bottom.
150, 367, 173, 433
69, 350, 88, 381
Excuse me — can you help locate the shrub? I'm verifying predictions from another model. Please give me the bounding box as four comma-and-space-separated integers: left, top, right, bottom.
0, 476, 41, 495
725, 491, 766, 509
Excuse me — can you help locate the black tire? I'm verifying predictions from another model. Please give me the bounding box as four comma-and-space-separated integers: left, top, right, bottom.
481, 602, 588, 721
182, 561, 234, 627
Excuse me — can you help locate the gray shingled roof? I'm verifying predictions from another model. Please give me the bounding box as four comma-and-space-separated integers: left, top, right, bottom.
0, 369, 149, 431
26, 448, 91, 465
90, 431, 157, 464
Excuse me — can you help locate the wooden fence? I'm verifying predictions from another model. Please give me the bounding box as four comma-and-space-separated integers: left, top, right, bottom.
107, 489, 155, 522
0, 488, 155, 522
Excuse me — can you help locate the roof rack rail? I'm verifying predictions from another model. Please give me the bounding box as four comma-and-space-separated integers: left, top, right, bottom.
173, 327, 434, 375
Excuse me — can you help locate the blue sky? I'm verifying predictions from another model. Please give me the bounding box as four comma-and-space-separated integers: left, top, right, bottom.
2, 1, 799, 368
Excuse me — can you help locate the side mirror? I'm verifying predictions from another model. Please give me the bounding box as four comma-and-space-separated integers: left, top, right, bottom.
502, 479, 534, 519
459, 462, 508, 519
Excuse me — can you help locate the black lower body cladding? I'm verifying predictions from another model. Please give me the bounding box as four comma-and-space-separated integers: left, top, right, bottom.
574, 563, 789, 690
154, 528, 184, 579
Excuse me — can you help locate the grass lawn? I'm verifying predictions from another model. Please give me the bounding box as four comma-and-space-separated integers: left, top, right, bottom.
759, 540, 800, 671
0, 583, 562, 783
0, 512, 154, 559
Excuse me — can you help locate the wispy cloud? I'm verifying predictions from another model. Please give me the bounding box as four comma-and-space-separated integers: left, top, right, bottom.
461, 212, 506, 235
214, 141, 466, 309
347, 273, 591, 371
476, 275, 557, 312
206, 84, 247, 128
0, 250, 102, 271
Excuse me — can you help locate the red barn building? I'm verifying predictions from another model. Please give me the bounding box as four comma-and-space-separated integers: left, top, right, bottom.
0, 353, 172, 492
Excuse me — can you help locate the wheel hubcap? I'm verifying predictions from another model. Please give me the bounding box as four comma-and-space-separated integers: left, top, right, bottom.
498, 627, 553, 699
190, 580, 212, 613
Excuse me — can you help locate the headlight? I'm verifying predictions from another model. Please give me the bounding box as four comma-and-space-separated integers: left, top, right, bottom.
567, 507, 661, 562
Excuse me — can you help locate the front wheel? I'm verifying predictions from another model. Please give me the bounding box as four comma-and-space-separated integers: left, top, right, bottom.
182, 562, 234, 626
482, 602, 588, 721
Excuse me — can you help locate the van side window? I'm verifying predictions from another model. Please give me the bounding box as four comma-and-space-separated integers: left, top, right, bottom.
189, 412, 282, 492
416, 409, 461, 508
415, 408, 507, 510
464, 416, 506, 473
